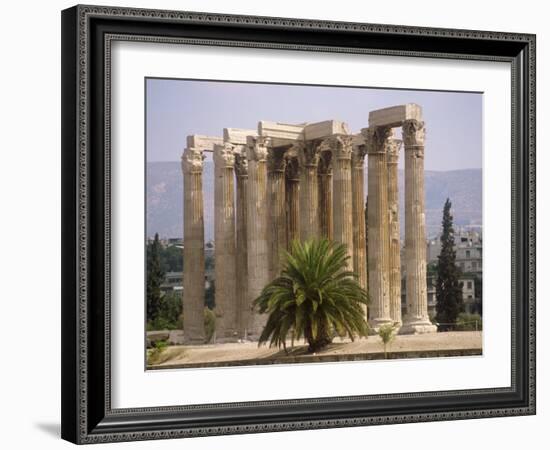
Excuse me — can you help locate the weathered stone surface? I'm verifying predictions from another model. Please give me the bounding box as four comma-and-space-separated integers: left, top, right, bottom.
303, 120, 350, 141
258, 121, 305, 141
187, 134, 223, 150
224, 128, 257, 145
368, 103, 422, 128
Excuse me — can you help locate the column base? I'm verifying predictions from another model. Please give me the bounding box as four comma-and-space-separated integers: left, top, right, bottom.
368, 317, 395, 334
398, 319, 437, 335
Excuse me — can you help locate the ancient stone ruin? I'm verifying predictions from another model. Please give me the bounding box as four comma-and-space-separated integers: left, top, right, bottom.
181, 104, 436, 344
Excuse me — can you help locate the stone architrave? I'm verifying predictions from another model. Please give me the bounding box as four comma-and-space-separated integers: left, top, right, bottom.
363, 126, 393, 331
318, 151, 333, 240
298, 141, 322, 241
267, 147, 288, 281
285, 151, 301, 248
330, 135, 354, 266
213, 143, 238, 342
234, 148, 249, 339
351, 138, 368, 314
246, 136, 270, 340
181, 145, 206, 344
400, 120, 437, 334
386, 138, 403, 326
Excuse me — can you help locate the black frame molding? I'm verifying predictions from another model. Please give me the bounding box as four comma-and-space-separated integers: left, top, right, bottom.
61, 4, 536, 444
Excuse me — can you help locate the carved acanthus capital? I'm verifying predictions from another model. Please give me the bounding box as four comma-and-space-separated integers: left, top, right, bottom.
402, 120, 426, 147
297, 141, 321, 168
362, 126, 394, 155
323, 134, 353, 160
213, 143, 235, 168
267, 147, 287, 173
234, 151, 248, 178
318, 151, 333, 175
386, 139, 402, 164
351, 143, 367, 168
285, 154, 301, 181
246, 135, 270, 162
181, 147, 205, 174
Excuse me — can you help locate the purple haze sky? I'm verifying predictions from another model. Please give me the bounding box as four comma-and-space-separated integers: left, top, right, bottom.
146, 78, 482, 171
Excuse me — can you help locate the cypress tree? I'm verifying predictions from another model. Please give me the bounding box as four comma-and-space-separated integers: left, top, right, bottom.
147, 233, 165, 322
435, 199, 463, 331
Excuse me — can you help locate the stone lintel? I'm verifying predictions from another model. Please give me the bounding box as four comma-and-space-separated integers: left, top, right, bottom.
303, 120, 350, 141
186, 135, 223, 151
368, 104, 423, 128
258, 121, 306, 141
223, 128, 257, 145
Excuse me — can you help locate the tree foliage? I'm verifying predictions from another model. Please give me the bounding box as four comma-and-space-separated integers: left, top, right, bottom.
254, 239, 369, 353
146, 233, 165, 322
435, 199, 463, 330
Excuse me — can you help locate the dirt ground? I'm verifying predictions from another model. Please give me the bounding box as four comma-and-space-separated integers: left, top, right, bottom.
149, 331, 482, 368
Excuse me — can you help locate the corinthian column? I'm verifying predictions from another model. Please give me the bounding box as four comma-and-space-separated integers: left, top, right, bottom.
352, 141, 368, 314
285, 153, 301, 248
387, 139, 403, 327
234, 149, 249, 339
400, 120, 436, 334
246, 136, 270, 340
213, 143, 238, 342
318, 151, 333, 240
181, 146, 206, 344
267, 147, 287, 281
330, 135, 354, 266
363, 127, 393, 331
298, 141, 321, 241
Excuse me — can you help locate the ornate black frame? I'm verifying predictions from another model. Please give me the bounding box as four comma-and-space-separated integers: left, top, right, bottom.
61, 4, 536, 444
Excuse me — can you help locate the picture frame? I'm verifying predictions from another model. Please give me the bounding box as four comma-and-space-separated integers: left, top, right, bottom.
61, 4, 536, 444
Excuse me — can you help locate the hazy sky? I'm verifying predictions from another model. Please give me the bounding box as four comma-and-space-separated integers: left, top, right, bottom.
146, 78, 482, 171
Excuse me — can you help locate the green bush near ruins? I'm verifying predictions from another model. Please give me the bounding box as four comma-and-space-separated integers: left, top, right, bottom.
254, 238, 370, 353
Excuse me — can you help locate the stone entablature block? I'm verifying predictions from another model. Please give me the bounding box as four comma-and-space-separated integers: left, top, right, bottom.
368, 103, 422, 128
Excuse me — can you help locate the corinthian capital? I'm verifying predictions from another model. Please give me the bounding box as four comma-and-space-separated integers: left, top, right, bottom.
246, 135, 270, 162
285, 154, 301, 181
362, 126, 394, 154
402, 120, 426, 147
181, 147, 205, 174
267, 147, 287, 173
234, 150, 248, 177
386, 139, 402, 164
351, 143, 367, 168
325, 134, 353, 160
213, 143, 235, 168
297, 141, 321, 168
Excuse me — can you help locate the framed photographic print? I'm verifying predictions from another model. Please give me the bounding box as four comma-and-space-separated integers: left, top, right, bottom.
61, 4, 536, 444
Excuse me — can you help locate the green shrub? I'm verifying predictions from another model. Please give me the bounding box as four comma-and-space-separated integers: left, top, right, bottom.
204, 308, 216, 343
456, 313, 482, 331
378, 323, 397, 358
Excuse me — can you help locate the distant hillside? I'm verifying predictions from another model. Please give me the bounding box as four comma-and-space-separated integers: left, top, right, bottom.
147, 162, 481, 240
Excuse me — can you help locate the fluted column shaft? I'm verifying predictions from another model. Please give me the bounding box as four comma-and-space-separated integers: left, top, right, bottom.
318, 152, 333, 240
234, 151, 249, 339
267, 148, 287, 281
285, 155, 301, 248
182, 147, 206, 344
299, 142, 321, 241
364, 127, 393, 330
213, 144, 238, 342
246, 136, 270, 339
352, 144, 367, 315
400, 120, 436, 334
331, 135, 354, 266
387, 140, 403, 326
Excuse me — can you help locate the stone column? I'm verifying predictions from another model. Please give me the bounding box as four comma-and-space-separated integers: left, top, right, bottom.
234, 150, 249, 339
285, 154, 301, 248
181, 146, 206, 344
363, 127, 393, 331
318, 151, 333, 240
267, 147, 287, 281
387, 139, 403, 327
330, 135, 354, 266
213, 143, 238, 342
400, 120, 436, 334
352, 142, 368, 314
246, 136, 270, 340
299, 141, 321, 241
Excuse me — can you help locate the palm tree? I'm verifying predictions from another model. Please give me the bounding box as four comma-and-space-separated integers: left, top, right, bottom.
254, 238, 369, 353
